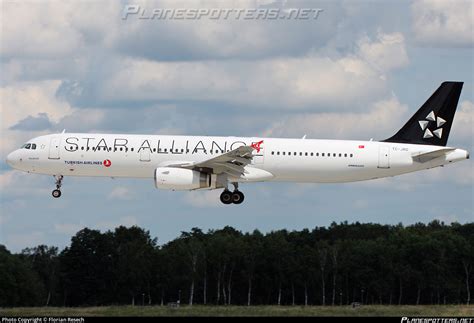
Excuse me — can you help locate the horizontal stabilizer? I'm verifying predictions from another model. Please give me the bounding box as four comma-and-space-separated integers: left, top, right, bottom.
412, 148, 455, 163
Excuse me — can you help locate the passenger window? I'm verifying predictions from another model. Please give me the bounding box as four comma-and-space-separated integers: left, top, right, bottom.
283, 152, 286, 155
339, 153, 342, 157
305, 152, 308, 156
322, 153, 325, 157
350, 154, 353, 157
300, 152, 302, 156
310, 153, 313, 156
121, 147, 124, 151
131, 148, 134, 152
153, 148, 156, 152
316, 153, 319, 156
181, 149, 184, 153
327, 153, 330, 157
272, 151, 275, 155
333, 153, 336, 157
81, 147, 84, 150
164, 149, 167, 152
344, 153, 347, 157
293, 152, 296, 156
277, 152, 280, 155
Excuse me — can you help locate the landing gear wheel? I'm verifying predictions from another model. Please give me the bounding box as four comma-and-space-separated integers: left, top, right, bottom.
232, 191, 244, 204
220, 190, 233, 205
52, 175, 64, 198
52, 189, 62, 198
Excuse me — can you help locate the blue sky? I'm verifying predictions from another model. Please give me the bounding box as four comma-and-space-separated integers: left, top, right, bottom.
1, 0, 472, 252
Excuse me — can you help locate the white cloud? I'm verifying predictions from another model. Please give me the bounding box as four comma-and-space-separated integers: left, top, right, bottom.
94, 53, 387, 111
0, 81, 73, 157
358, 31, 409, 72
0, 81, 106, 158
95, 216, 138, 231
411, 0, 474, 47
0, 170, 51, 198
263, 95, 408, 139
108, 187, 133, 200
451, 100, 474, 142
1, 1, 120, 59
184, 190, 223, 208
116, 0, 338, 60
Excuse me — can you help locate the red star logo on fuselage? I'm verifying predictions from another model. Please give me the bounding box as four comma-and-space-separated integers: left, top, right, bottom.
251, 140, 264, 153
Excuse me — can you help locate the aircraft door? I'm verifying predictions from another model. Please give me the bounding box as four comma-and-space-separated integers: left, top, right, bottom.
48, 137, 61, 159
378, 145, 390, 169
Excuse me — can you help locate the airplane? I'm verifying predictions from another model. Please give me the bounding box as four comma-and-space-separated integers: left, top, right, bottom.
5, 82, 470, 205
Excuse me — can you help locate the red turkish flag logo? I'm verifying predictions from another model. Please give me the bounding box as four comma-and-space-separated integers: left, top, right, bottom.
103, 159, 112, 167
251, 140, 264, 153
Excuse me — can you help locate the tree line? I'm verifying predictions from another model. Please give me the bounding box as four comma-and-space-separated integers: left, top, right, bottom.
0, 221, 472, 307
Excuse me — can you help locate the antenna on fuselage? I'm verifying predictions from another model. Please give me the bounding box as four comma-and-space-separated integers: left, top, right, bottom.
302, 135, 307, 139
61, 129, 66, 134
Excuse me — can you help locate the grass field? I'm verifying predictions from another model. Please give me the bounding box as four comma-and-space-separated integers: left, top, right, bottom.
1, 305, 473, 317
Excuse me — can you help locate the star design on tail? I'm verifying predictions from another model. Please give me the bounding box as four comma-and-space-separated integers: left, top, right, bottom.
418, 111, 446, 139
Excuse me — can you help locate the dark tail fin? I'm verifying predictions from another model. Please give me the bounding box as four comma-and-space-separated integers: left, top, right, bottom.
383, 81, 463, 146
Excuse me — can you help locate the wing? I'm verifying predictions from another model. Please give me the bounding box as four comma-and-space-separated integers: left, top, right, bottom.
167, 145, 256, 178
412, 148, 455, 163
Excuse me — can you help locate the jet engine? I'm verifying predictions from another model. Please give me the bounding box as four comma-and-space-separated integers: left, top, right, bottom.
154, 167, 211, 190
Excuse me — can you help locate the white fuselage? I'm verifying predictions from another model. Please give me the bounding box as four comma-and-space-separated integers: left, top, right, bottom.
6, 133, 469, 185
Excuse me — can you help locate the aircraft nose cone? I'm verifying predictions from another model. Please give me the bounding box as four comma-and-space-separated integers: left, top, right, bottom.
6, 152, 14, 166
6, 151, 19, 167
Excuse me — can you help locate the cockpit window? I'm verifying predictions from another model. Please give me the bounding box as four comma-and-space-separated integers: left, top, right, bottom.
21, 143, 37, 149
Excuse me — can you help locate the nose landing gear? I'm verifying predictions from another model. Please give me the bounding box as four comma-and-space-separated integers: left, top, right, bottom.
52, 175, 63, 198
219, 182, 245, 205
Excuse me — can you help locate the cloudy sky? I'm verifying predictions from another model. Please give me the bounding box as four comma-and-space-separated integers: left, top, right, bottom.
1, 0, 473, 252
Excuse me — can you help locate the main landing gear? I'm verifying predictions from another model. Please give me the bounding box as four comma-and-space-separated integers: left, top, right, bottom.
52, 175, 63, 198
220, 183, 244, 205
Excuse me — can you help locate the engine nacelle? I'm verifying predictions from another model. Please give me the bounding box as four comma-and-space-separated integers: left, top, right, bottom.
154, 167, 211, 191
